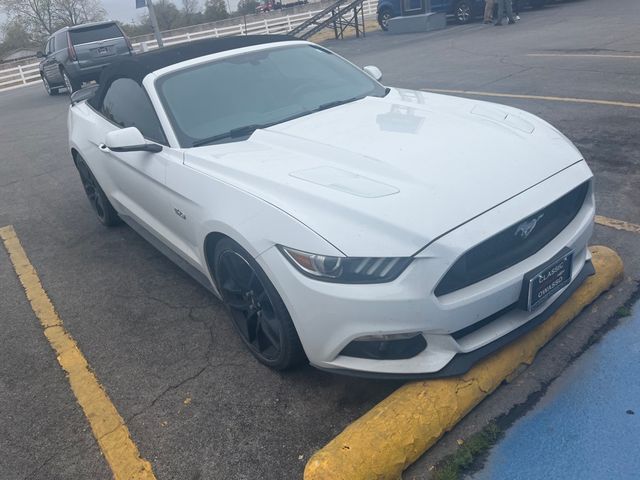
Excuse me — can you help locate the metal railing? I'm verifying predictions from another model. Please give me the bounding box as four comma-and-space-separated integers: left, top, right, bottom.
289, 0, 368, 40
0, 0, 377, 93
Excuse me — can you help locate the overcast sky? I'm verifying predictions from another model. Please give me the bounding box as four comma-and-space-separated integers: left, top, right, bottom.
101, 0, 147, 23
0, 0, 243, 37
101, 0, 241, 23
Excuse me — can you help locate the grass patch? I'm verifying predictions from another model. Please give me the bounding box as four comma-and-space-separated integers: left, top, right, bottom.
616, 306, 632, 317
432, 422, 502, 480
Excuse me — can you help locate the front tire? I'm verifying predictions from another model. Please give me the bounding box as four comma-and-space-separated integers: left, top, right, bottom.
378, 9, 393, 31
42, 75, 59, 96
454, 0, 473, 24
74, 155, 120, 227
214, 238, 306, 370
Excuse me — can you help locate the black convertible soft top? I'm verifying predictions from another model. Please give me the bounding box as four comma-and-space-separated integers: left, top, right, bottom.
89, 35, 295, 109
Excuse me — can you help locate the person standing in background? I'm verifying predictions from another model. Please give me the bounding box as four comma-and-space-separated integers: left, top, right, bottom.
484, 0, 496, 24
495, 0, 515, 25
512, 0, 521, 20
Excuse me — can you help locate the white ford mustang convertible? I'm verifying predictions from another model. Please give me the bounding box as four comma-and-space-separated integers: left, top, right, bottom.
68, 35, 595, 377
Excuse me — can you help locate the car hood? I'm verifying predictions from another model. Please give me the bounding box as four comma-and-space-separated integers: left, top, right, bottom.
184, 89, 585, 257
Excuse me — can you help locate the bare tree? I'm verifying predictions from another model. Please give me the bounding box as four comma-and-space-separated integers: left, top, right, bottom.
0, 0, 56, 36
0, 0, 106, 38
182, 0, 200, 18
54, 0, 106, 26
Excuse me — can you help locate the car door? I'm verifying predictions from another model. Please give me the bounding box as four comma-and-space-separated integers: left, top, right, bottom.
42, 38, 61, 84
92, 78, 183, 248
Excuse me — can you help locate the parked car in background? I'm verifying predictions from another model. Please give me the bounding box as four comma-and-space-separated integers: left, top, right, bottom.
377, 0, 485, 30
377, 0, 546, 30
38, 21, 133, 96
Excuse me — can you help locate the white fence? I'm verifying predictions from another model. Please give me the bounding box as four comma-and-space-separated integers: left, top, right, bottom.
0, 0, 377, 93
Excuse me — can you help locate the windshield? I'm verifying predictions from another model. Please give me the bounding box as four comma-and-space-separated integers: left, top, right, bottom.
156, 44, 386, 147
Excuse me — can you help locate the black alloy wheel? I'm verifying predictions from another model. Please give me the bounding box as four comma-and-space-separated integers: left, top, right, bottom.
75, 157, 120, 226
455, 0, 473, 23
214, 238, 305, 370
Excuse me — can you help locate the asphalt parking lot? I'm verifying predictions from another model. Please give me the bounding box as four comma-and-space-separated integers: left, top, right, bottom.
1, 0, 639, 478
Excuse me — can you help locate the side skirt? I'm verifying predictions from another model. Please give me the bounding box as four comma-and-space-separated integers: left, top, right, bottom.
120, 214, 219, 297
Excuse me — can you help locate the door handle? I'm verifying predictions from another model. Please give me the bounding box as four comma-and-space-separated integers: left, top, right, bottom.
99, 143, 110, 152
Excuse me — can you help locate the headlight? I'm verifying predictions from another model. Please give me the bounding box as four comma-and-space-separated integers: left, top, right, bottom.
278, 246, 412, 283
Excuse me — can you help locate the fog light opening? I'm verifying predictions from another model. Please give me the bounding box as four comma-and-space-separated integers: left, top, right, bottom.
340, 333, 427, 360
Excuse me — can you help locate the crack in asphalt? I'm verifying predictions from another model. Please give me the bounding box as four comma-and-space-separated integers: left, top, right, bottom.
479, 66, 534, 89
126, 363, 210, 425
119, 301, 245, 425
114, 292, 214, 311
21, 436, 92, 480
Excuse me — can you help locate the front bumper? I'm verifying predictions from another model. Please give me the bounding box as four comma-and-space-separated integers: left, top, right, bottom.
314, 258, 594, 379
256, 163, 595, 376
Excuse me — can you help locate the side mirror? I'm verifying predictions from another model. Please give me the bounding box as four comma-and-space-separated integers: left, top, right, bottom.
363, 65, 383, 82
36, 51, 45, 58
103, 127, 162, 153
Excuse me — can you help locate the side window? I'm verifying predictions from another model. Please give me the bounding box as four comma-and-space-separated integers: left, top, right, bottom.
45, 38, 53, 55
101, 78, 167, 145
55, 32, 66, 52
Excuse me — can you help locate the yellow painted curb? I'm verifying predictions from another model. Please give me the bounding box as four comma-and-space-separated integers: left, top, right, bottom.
304, 246, 623, 480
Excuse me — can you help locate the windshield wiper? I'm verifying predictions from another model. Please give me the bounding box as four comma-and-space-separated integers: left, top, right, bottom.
192, 123, 270, 147
191, 96, 367, 147
315, 95, 365, 112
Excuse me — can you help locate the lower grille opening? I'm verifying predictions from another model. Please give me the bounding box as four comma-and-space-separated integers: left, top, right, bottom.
340, 334, 427, 360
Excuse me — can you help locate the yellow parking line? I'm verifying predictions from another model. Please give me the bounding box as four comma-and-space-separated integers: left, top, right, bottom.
595, 215, 640, 234
422, 88, 640, 109
0, 225, 156, 480
527, 53, 640, 59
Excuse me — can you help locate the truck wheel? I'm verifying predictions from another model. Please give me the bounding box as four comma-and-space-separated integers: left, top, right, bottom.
63, 70, 81, 94
42, 75, 59, 96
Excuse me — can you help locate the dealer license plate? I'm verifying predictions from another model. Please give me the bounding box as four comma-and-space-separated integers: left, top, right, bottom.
524, 250, 573, 311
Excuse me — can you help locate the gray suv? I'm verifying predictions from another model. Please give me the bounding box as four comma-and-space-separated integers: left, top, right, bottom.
38, 21, 133, 96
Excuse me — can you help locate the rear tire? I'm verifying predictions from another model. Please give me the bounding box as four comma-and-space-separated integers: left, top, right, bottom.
213, 238, 306, 370
454, 0, 473, 24
529, 0, 545, 9
74, 155, 120, 227
63, 70, 81, 94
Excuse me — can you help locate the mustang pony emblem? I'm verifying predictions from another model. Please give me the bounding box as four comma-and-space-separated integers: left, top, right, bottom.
515, 214, 544, 239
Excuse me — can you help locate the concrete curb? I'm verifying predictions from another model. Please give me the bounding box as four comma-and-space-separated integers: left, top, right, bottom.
304, 246, 623, 480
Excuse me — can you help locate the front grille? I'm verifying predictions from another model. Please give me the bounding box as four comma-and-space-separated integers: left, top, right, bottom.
434, 181, 589, 297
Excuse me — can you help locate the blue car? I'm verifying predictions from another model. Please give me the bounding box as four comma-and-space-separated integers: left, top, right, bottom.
376, 0, 485, 29
377, 0, 547, 30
